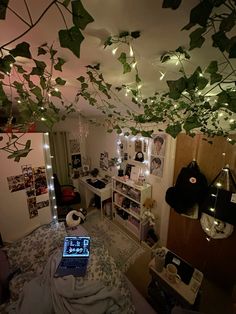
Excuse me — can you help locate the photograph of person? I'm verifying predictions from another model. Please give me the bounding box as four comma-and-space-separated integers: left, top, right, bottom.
150, 156, 164, 177
151, 134, 166, 156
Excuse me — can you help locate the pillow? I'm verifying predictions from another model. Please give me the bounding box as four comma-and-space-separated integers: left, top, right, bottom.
4, 222, 67, 273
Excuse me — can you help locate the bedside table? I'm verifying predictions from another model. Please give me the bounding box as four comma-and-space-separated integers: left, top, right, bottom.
148, 249, 203, 313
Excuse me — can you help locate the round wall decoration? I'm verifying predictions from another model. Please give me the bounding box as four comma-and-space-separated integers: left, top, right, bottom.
200, 213, 234, 239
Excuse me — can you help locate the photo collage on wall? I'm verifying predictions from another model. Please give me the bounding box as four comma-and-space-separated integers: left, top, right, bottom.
150, 133, 166, 177
70, 139, 82, 178
7, 165, 49, 219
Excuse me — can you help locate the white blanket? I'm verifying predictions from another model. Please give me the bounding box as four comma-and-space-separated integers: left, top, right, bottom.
16, 250, 129, 314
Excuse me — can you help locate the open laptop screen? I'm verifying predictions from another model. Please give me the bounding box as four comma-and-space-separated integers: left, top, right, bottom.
62, 236, 90, 258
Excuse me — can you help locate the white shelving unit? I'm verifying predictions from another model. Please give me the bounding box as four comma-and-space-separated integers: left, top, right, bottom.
112, 176, 152, 240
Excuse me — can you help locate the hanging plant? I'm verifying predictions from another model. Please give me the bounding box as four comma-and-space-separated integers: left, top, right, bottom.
76, 1, 236, 143
0, 0, 94, 160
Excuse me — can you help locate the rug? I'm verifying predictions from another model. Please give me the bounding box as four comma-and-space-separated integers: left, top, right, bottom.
83, 210, 146, 272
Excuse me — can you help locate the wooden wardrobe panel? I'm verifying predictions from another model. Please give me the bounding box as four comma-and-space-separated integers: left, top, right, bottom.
167, 134, 236, 289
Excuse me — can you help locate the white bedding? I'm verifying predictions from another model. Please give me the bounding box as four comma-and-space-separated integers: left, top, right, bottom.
1, 222, 135, 314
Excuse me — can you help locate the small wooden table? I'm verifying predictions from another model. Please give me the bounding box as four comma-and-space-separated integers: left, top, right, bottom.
148, 250, 203, 311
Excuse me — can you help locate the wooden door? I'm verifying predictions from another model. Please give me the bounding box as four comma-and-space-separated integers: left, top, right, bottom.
167, 134, 236, 289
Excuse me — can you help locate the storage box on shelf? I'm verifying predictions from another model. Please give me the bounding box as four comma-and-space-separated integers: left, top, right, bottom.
112, 176, 152, 241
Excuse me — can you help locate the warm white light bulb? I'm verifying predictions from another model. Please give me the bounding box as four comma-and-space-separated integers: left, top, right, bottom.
129, 45, 134, 57
112, 47, 118, 55
209, 207, 215, 212
159, 71, 165, 80
41, 117, 46, 121
47, 165, 52, 169
132, 61, 137, 69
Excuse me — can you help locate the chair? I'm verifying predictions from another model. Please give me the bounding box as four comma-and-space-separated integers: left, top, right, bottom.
53, 174, 81, 219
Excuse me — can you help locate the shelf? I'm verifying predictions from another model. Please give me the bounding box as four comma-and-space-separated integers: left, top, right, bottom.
113, 188, 140, 204
112, 176, 152, 242
113, 202, 140, 220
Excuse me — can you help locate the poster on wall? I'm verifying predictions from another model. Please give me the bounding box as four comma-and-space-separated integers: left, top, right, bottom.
71, 154, 82, 169
151, 133, 166, 156
150, 156, 164, 177
22, 165, 34, 189
100, 152, 109, 170
26, 188, 36, 197
36, 200, 49, 210
33, 166, 48, 196
69, 139, 80, 154
27, 196, 38, 218
7, 175, 25, 192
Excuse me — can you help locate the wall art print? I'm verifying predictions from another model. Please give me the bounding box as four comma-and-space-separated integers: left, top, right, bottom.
7, 175, 25, 192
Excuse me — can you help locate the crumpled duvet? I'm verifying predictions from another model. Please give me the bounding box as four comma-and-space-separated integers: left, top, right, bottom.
16, 250, 128, 314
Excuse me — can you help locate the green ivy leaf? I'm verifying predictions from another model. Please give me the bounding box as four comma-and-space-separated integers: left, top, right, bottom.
189, 27, 206, 50
40, 77, 46, 89
123, 62, 131, 74
210, 72, 222, 84
71, 0, 94, 30
59, 26, 84, 58
131, 31, 141, 38
119, 31, 129, 38
77, 76, 85, 83
10, 42, 32, 58
212, 31, 230, 52
14, 64, 26, 74
183, 115, 202, 132
220, 12, 235, 33
197, 76, 208, 90
205, 60, 218, 74
30, 59, 46, 76
188, 0, 213, 27
162, 0, 182, 10
118, 52, 127, 64
0, 0, 9, 19
30, 86, 43, 101
104, 36, 113, 47
167, 77, 186, 99
55, 77, 66, 85
54, 57, 66, 71
51, 90, 62, 99
0, 55, 15, 74
62, 0, 70, 7
37, 47, 47, 56
166, 124, 181, 138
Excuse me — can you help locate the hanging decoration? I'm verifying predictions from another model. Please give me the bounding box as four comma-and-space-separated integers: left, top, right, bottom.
200, 165, 236, 239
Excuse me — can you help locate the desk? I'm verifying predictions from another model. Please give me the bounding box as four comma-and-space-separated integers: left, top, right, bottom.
78, 176, 112, 213
148, 249, 203, 312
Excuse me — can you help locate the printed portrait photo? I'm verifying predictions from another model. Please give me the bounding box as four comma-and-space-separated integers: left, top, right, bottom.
150, 156, 164, 177
151, 133, 166, 157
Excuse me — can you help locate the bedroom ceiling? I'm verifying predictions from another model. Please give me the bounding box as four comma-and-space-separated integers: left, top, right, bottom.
1, 0, 225, 117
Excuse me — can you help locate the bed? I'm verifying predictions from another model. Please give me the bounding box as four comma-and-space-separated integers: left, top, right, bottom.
0, 221, 137, 314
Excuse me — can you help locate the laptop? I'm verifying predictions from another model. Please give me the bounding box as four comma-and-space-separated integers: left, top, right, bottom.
54, 236, 90, 277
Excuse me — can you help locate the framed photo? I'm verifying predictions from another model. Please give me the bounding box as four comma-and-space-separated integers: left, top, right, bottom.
72, 153, 82, 169
130, 166, 140, 182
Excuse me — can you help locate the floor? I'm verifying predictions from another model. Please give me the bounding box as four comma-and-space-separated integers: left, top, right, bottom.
75, 206, 234, 314
125, 250, 235, 314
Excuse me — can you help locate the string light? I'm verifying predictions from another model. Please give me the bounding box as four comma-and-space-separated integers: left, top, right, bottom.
54, 87, 59, 92
230, 119, 234, 123
159, 71, 165, 80
44, 144, 49, 149
47, 165, 52, 169
129, 45, 134, 57
41, 117, 46, 121
132, 61, 137, 69
17, 100, 21, 103
112, 47, 118, 55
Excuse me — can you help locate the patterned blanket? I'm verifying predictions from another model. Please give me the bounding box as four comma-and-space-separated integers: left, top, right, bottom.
0, 222, 135, 314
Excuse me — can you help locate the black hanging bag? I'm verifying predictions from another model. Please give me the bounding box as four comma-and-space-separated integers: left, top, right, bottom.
165, 161, 208, 214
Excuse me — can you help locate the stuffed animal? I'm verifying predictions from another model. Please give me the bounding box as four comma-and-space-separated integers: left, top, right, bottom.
66, 208, 87, 228
142, 198, 156, 226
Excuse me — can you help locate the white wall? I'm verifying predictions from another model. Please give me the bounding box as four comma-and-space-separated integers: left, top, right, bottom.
0, 133, 52, 242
